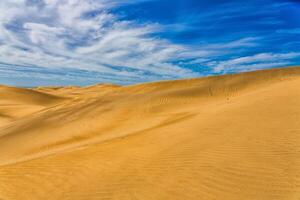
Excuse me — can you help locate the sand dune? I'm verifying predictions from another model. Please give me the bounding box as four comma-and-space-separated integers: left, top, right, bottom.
0, 86, 65, 128
0, 67, 300, 200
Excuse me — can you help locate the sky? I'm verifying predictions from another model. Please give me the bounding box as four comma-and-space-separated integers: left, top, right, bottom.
0, 0, 300, 86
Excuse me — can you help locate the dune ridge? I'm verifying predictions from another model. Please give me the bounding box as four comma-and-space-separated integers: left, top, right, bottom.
0, 67, 300, 200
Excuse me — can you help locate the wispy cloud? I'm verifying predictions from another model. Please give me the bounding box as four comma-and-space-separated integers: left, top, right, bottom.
277, 28, 300, 34
0, 0, 199, 83
211, 52, 300, 73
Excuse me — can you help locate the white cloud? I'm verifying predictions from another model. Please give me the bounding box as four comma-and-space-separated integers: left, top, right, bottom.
277, 28, 300, 34
24, 22, 65, 45
0, 0, 207, 83
212, 52, 300, 73
202, 37, 259, 50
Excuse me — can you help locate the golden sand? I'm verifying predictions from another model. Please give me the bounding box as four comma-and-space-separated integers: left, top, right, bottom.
0, 67, 300, 200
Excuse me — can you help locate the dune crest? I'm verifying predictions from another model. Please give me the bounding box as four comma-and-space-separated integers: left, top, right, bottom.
0, 67, 300, 200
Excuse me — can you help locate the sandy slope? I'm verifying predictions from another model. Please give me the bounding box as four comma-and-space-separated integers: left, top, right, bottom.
0, 67, 300, 200
0, 85, 65, 127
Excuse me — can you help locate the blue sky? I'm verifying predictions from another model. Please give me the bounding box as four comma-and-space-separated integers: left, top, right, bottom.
0, 0, 299, 86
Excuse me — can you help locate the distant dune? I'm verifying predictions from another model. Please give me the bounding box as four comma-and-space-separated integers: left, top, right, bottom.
0, 67, 300, 200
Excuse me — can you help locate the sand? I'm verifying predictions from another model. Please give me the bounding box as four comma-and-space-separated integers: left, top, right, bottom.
0, 67, 300, 200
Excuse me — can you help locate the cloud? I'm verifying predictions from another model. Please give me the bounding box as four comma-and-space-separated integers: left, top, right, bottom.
23, 22, 66, 45
211, 52, 300, 73
0, 0, 207, 83
277, 28, 300, 34
200, 37, 259, 50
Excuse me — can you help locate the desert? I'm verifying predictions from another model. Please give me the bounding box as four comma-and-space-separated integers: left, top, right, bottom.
0, 67, 300, 200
